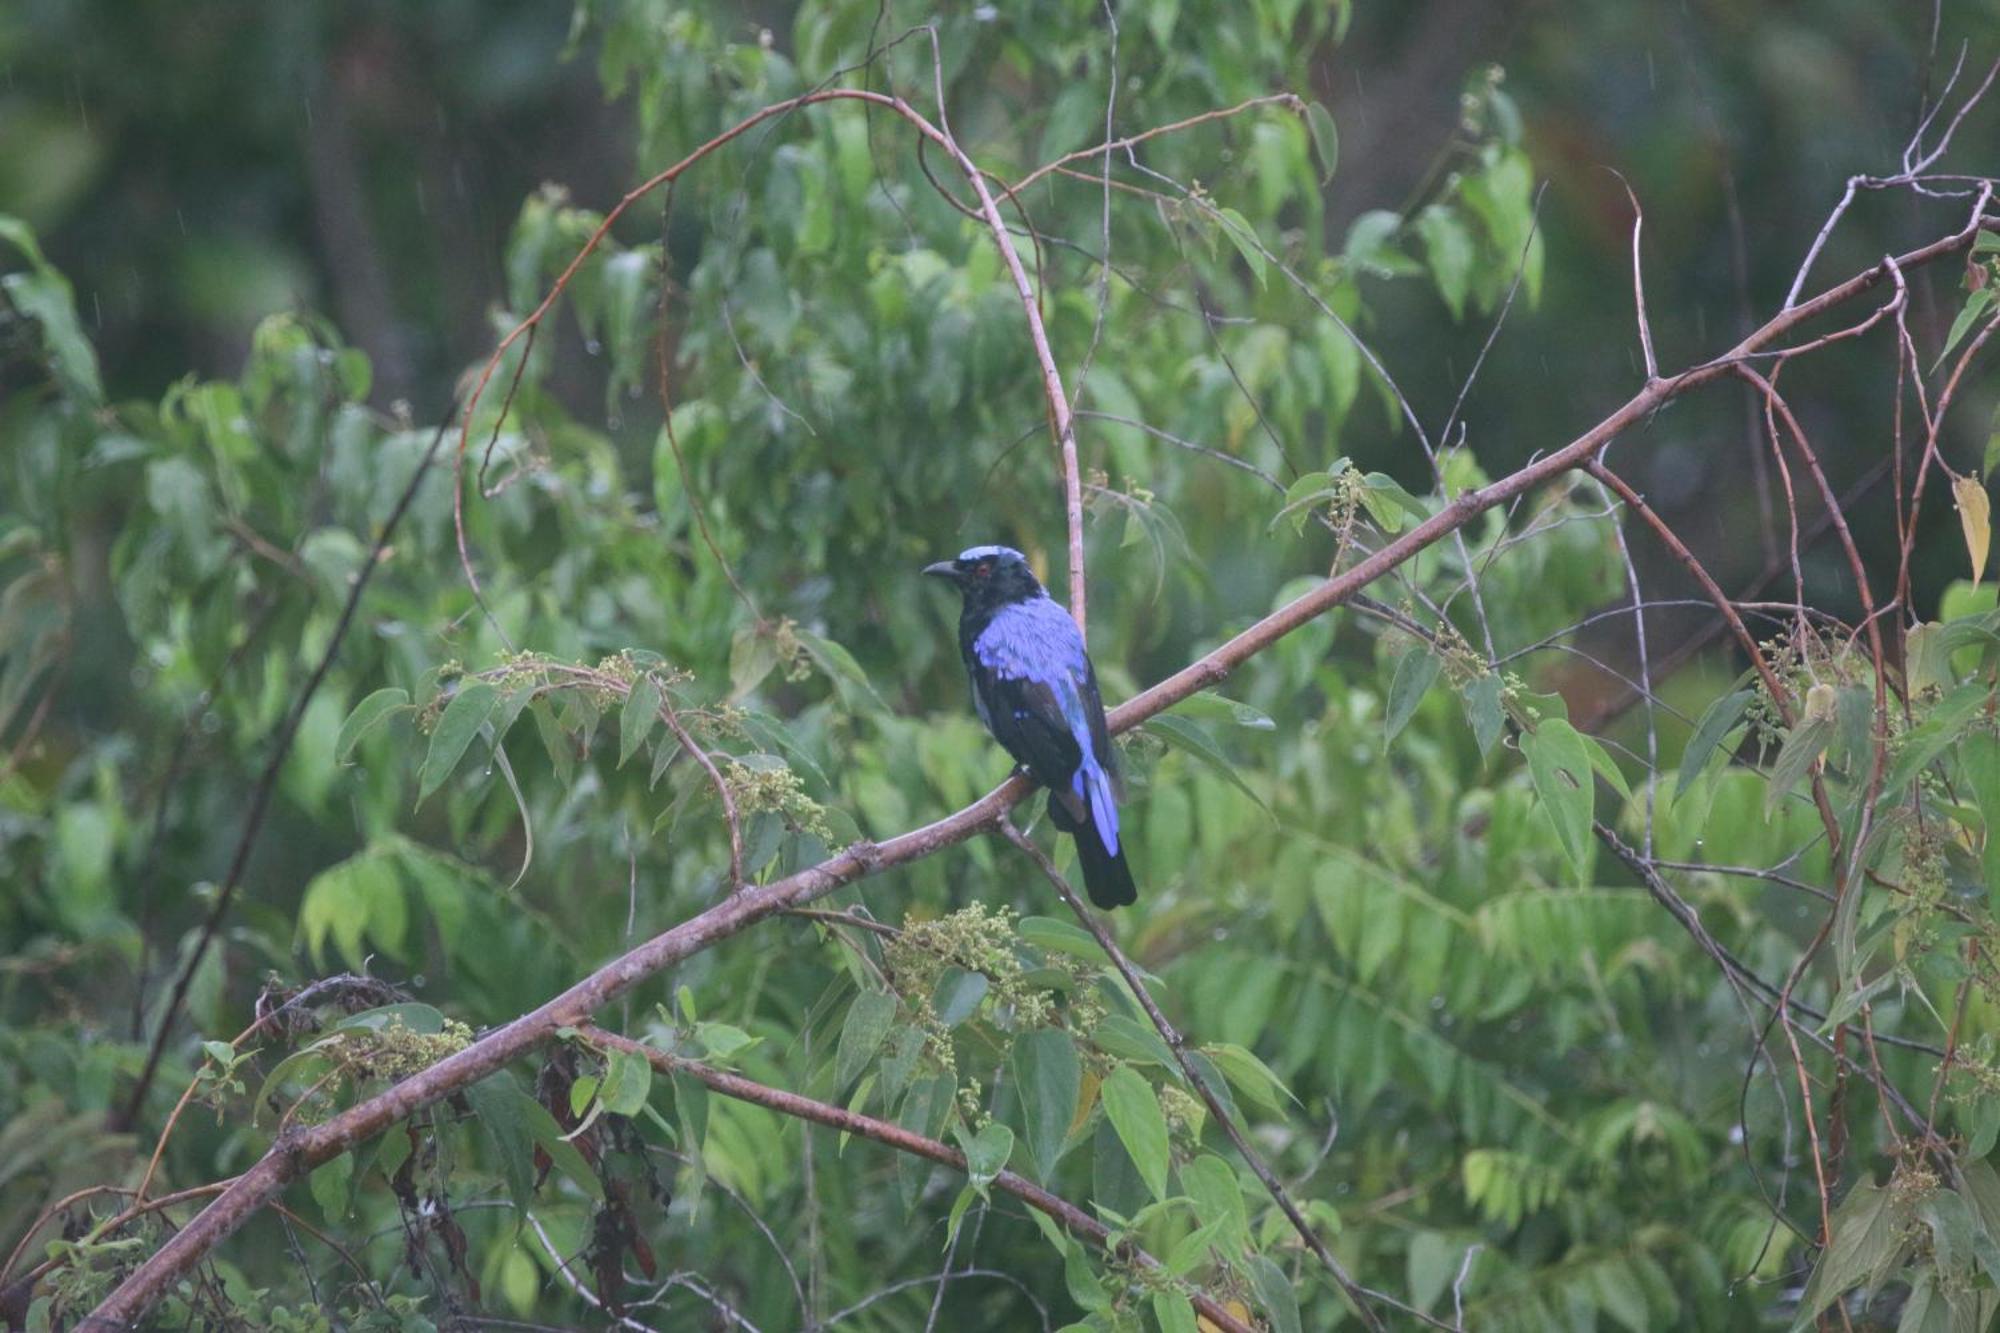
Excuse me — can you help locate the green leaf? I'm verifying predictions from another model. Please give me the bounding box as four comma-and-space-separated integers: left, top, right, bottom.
518, 1093, 603, 1201
836, 989, 897, 1091
729, 623, 780, 699
1938, 286, 1996, 370
308, 1152, 353, 1224
597, 1046, 653, 1116
1407, 1230, 1459, 1313
464, 1072, 535, 1213
1523, 719, 1594, 881
1013, 1028, 1082, 1183
1963, 732, 2000, 913
1462, 673, 1505, 757
1200, 1041, 1295, 1113
1094, 1013, 1178, 1069
1019, 915, 1112, 964
619, 673, 660, 767
931, 966, 989, 1027
1247, 1253, 1302, 1333
1168, 691, 1276, 730
336, 688, 409, 764
797, 629, 887, 710
1180, 1154, 1249, 1252
1214, 207, 1267, 289
1153, 1290, 1199, 1333
954, 1120, 1013, 1196
1100, 1066, 1171, 1203
897, 1075, 955, 1208
671, 1070, 709, 1160
1385, 648, 1442, 745
1305, 101, 1339, 185
1884, 682, 1987, 793
1790, 1183, 1905, 1331
418, 682, 498, 801
1415, 206, 1475, 320
1146, 714, 1272, 817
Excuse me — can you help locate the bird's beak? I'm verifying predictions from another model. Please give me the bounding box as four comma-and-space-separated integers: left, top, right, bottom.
921, 560, 958, 581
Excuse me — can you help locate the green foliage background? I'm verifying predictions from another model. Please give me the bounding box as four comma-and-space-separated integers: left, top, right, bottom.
4, 1, 2000, 1329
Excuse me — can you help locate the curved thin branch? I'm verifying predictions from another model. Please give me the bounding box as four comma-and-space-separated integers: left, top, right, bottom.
578, 1027, 1256, 1333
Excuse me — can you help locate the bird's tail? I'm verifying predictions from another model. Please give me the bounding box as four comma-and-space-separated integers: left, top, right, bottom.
1047, 791, 1137, 909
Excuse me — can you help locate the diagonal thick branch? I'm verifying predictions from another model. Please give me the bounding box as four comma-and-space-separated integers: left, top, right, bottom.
81, 203, 1991, 1333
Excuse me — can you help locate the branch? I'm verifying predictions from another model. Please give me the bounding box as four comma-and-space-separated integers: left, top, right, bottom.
577, 1027, 1256, 1333
82, 196, 1990, 1333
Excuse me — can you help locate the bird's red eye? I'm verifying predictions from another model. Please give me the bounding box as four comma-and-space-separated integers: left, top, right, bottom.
975, 561, 992, 578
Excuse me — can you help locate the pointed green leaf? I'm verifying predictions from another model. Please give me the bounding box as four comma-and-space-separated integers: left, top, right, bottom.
1677, 688, 1753, 802
336, 688, 409, 764
836, 989, 897, 1091
619, 673, 660, 767
418, 682, 497, 801
1100, 1065, 1171, 1203
1013, 1028, 1082, 1183
1385, 649, 1442, 745
1523, 719, 1594, 881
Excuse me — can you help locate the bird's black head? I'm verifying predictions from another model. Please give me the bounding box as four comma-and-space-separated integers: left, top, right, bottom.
922, 544, 1043, 613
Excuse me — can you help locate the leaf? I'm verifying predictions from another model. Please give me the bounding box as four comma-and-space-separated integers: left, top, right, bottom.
1790, 1182, 1904, 1331
931, 966, 989, 1027
418, 682, 497, 802
1012, 1028, 1082, 1182
897, 1075, 955, 1208
836, 989, 897, 1091
1385, 649, 1442, 745
309, 1152, 353, 1224
1305, 101, 1339, 185
597, 1046, 652, 1116
530, 697, 575, 788
1146, 714, 1272, 817
1954, 474, 1992, 588
1200, 1042, 1296, 1113
1407, 1230, 1459, 1313
464, 1072, 535, 1212
1019, 915, 1112, 964
729, 623, 780, 699
1523, 719, 1594, 881
1938, 286, 1996, 369
797, 629, 886, 709
1765, 714, 1833, 819
954, 1120, 1013, 1196
337, 688, 409, 764
1154, 1291, 1199, 1333
1677, 688, 1754, 798
1214, 208, 1267, 289
518, 1093, 604, 1201
1168, 691, 1276, 730
1462, 673, 1504, 757
1100, 1066, 1171, 1203
1094, 1013, 1178, 1069
1247, 1253, 1302, 1333
1415, 206, 1475, 320
619, 673, 660, 767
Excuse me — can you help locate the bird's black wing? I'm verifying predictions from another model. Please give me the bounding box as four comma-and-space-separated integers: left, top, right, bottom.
972, 666, 1083, 790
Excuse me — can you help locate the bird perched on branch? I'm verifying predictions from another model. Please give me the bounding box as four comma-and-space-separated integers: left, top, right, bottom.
924, 545, 1136, 908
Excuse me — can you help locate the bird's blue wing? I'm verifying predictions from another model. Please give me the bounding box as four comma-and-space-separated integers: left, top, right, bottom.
971, 600, 1120, 855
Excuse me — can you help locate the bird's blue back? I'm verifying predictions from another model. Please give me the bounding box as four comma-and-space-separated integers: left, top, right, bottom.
970, 595, 1120, 855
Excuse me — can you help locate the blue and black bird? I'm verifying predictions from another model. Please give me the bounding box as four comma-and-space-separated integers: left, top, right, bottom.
924, 545, 1136, 909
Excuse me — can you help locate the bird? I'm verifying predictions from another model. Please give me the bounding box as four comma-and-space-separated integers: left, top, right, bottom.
923, 545, 1136, 908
